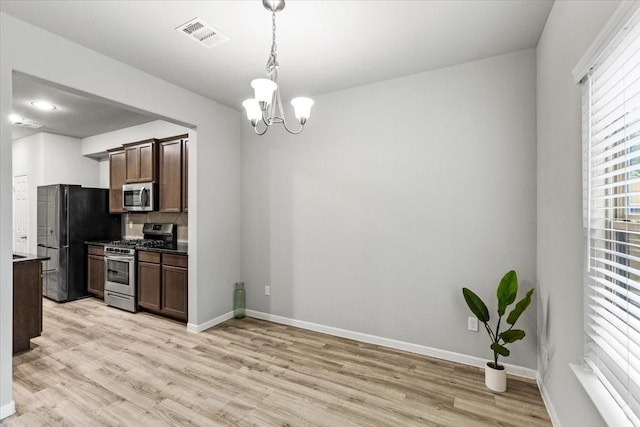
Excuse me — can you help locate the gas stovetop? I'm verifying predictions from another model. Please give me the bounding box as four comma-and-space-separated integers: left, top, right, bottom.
105, 223, 177, 252
108, 239, 171, 248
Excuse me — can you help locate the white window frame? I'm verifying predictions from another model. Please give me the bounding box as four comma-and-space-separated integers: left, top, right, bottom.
577, 3, 640, 427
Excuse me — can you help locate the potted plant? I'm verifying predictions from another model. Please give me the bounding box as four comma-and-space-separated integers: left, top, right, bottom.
462, 270, 534, 392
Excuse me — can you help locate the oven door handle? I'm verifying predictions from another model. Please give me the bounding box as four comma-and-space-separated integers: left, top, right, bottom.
105, 255, 135, 262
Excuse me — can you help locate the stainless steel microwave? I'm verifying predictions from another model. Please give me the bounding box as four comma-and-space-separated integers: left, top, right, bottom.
122, 182, 155, 211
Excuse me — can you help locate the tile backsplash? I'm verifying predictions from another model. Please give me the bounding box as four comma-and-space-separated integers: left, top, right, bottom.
123, 212, 188, 242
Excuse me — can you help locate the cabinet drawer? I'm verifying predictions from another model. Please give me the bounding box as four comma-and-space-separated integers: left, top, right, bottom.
138, 251, 161, 263
88, 245, 104, 256
163, 253, 187, 268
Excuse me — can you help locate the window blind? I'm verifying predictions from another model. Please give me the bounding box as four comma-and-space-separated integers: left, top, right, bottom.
584, 9, 640, 426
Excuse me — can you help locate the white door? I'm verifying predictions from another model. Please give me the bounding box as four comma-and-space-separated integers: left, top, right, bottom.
13, 173, 28, 253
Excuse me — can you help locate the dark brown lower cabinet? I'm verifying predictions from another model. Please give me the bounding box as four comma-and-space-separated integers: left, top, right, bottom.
13, 260, 43, 353
137, 251, 187, 322
162, 265, 188, 320
138, 260, 161, 311
87, 245, 105, 298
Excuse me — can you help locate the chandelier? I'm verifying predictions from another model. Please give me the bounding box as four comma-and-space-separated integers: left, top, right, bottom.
242, 0, 314, 135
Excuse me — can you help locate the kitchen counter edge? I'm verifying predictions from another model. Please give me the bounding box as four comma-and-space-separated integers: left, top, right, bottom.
135, 244, 188, 255
84, 241, 188, 255
13, 252, 50, 263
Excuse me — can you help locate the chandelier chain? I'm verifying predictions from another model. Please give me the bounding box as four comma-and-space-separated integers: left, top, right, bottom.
271, 12, 277, 55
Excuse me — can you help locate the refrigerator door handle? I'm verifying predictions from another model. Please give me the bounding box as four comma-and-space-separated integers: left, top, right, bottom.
54, 186, 59, 246
64, 186, 69, 247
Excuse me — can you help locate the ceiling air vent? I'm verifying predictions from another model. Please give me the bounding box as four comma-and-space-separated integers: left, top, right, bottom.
176, 17, 229, 48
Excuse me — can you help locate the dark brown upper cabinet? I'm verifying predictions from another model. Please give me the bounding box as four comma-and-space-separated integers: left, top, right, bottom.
108, 148, 126, 213
124, 139, 157, 183
158, 134, 188, 213
183, 139, 189, 213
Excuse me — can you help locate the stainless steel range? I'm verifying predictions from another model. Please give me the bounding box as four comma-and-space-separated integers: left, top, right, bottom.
104, 223, 177, 312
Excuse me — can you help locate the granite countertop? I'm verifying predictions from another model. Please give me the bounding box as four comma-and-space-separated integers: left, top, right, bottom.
136, 243, 188, 255
84, 240, 113, 247
84, 241, 188, 255
13, 252, 50, 263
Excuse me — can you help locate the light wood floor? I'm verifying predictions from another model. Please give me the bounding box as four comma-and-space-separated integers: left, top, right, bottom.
1, 298, 551, 426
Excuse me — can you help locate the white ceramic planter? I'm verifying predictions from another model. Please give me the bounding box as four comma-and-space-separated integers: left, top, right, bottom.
485, 363, 507, 392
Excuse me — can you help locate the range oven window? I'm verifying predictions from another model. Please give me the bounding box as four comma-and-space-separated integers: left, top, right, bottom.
106, 258, 130, 286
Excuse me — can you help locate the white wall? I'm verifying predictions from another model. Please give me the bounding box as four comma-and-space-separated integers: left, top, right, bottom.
98, 159, 109, 189
41, 133, 100, 187
81, 119, 191, 157
12, 132, 101, 254
536, 1, 620, 426
242, 49, 538, 369
0, 12, 242, 418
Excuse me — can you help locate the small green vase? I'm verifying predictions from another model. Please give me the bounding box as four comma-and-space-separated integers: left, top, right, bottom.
234, 282, 246, 319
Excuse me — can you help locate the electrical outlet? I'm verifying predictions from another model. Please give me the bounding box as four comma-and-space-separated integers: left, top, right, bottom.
468, 317, 478, 332
264, 285, 270, 296
128, 221, 133, 229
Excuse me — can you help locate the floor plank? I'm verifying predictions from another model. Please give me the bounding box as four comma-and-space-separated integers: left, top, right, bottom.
1, 298, 551, 426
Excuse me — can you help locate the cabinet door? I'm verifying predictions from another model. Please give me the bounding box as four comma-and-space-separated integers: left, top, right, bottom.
138, 261, 161, 312
87, 254, 105, 298
161, 265, 187, 321
13, 261, 42, 353
139, 142, 156, 182
159, 139, 182, 212
125, 145, 140, 183
182, 139, 188, 212
109, 150, 126, 213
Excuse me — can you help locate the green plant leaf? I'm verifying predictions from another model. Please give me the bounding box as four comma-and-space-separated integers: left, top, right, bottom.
462, 288, 490, 323
506, 289, 534, 325
497, 270, 518, 316
499, 329, 525, 343
491, 342, 510, 357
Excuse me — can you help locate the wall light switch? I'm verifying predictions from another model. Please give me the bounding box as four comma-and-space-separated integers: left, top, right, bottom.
128, 221, 133, 229
264, 285, 271, 296
468, 317, 479, 332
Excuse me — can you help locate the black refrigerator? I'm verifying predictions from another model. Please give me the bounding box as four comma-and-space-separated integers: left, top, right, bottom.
37, 184, 121, 302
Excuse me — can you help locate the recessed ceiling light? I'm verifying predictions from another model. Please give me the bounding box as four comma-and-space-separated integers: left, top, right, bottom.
9, 114, 23, 124
30, 100, 57, 111
8, 114, 42, 128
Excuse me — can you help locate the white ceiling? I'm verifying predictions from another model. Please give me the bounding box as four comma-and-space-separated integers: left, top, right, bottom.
1, 0, 554, 113
11, 73, 156, 140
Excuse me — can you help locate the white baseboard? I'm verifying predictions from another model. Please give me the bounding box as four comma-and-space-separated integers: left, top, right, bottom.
0, 400, 15, 420
187, 310, 233, 333
537, 372, 561, 427
245, 309, 537, 379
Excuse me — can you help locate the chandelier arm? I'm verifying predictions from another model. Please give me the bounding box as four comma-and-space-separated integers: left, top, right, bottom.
261, 109, 272, 127
254, 124, 269, 136
282, 121, 305, 135
274, 78, 286, 121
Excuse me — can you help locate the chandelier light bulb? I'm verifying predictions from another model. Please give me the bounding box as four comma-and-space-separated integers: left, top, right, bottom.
290, 97, 314, 125
251, 78, 277, 109
242, 99, 262, 126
